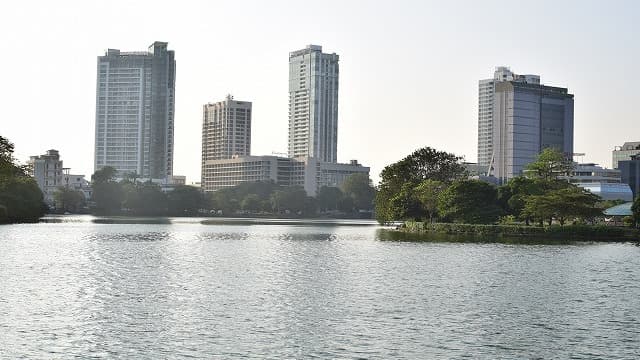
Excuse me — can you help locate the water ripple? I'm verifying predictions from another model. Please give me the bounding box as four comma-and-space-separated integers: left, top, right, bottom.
0, 219, 639, 358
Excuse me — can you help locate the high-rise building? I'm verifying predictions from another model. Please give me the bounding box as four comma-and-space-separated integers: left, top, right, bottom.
477, 67, 540, 171
201, 95, 252, 182
479, 67, 573, 182
94, 41, 176, 179
612, 141, 640, 169
288, 45, 339, 162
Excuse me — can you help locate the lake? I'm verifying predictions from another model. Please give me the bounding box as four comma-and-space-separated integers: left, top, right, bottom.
1, 215, 639, 359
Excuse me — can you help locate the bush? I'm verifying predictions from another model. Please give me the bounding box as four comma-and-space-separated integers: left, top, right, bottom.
399, 222, 635, 241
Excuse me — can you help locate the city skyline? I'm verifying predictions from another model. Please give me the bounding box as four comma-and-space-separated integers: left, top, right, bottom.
1, 1, 638, 184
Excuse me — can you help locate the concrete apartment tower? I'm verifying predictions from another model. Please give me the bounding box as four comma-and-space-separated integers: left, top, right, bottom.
477, 67, 541, 171
201, 95, 252, 190
94, 41, 176, 178
288, 45, 339, 163
488, 68, 574, 182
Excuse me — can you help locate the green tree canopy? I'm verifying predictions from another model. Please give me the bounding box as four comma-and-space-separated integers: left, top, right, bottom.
523, 184, 602, 225
0, 135, 46, 223
375, 147, 467, 223
53, 187, 85, 213
525, 147, 574, 180
414, 179, 445, 223
437, 179, 502, 224
241, 193, 262, 212
340, 173, 375, 211
168, 185, 204, 216
631, 196, 640, 228
91, 168, 123, 215
317, 186, 343, 212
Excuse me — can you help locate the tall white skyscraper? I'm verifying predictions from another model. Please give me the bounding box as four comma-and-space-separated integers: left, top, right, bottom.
94, 41, 176, 178
288, 45, 339, 163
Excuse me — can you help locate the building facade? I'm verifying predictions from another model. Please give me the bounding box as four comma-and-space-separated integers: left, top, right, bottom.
612, 141, 640, 169
492, 80, 574, 182
563, 163, 632, 201
201, 95, 252, 175
288, 45, 339, 162
201, 156, 368, 196
619, 155, 640, 199
28, 150, 64, 204
94, 41, 176, 179
477, 67, 540, 172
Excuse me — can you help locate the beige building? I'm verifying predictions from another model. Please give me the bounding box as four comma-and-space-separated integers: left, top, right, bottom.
201, 156, 369, 196
202, 95, 252, 162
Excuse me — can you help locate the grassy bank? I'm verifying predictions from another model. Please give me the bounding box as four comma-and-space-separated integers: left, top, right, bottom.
393, 221, 639, 242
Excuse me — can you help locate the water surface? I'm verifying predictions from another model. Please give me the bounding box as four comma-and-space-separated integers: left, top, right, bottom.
1, 216, 639, 358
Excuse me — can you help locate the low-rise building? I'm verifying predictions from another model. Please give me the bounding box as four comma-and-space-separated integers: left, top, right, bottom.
619, 154, 640, 199
564, 163, 633, 201
28, 150, 64, 204
612, 141, 640, 169
62, 173, 93, 200
201, 155, 369, 196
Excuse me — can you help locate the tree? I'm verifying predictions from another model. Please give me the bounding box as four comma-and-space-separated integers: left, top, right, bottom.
414, 179, 445, 223
631, 196, 640, 228
167, 185, 203, 216
53, 187, 85, 213
522, 184, 602, 226
438, 179, 502, 224
0, 135, 46, 223
241, 194, 262, 212
271, 186, 307, 214
136, 183, 167, 216
91, 166, 118, 184
91, 166, 123, 215
376, 147, 467, 223
0, 176, 47, 223
498, 177, 546, 224
340, 173, 375, 211
525, 147, 574, 180
317, 186, 343, 212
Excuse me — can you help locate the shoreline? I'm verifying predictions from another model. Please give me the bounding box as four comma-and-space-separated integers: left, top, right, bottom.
386, 221, 640, 243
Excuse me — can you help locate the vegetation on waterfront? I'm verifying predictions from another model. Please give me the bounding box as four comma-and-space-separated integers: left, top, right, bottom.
377, 147, 635, 233
396, 221, 638, 242
0, 135, 47, 224
90, 167, 375, 218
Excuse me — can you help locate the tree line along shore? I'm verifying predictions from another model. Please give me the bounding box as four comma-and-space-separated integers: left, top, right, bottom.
1, 135, 375, 223
375, 146, 640, 240
3, 133, 640, 235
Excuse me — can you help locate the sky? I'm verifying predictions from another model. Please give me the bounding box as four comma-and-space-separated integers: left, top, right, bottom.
0, 0, 638, 184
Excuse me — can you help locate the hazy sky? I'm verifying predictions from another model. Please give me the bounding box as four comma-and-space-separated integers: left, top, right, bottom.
1, 0, 638, 183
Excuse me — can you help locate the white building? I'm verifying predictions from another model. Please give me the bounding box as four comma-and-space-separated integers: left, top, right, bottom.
564, 163, 633, 201
201, 156, 369, 196
94, 41, 176, 179
62, 173, 92, 200
28, 150, 63, 204
288, 45, 339, 162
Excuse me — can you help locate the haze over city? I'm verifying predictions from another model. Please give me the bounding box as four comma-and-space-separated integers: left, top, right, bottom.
1, 0, 638, 183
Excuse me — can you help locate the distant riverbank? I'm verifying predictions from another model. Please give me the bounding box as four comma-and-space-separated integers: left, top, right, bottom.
389, 221, 640, 243
38, 214, 379, 227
